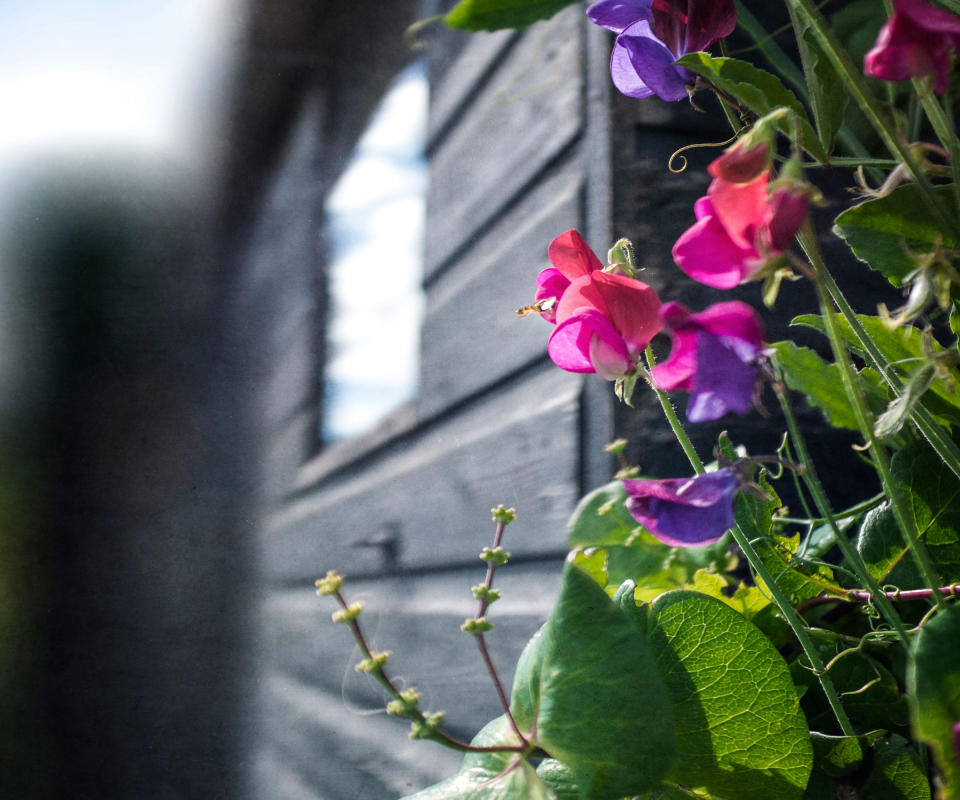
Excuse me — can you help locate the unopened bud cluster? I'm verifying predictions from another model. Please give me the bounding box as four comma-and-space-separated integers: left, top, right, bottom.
490, 505, 516, 524
355, 650, 391, 673
461, 617, 495, 635
480, 546, 510, 566
471, 584, 501, 603
386, 688, 421, 717
315, 570, 344, 596
409, 711, 445, 740
332, 602, 364, 624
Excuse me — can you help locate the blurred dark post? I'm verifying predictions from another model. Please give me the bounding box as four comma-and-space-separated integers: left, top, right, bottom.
0, 161, 256, 799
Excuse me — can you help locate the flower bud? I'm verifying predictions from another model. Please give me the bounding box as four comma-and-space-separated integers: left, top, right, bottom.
708, 140, 771, 184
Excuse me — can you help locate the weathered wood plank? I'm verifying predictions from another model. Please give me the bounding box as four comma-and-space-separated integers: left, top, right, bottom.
265, 365, 581, 581
417, 159, 583, 419
427, 27, 518, 149
260, 562, 561, 733
259, 672, 463, 799
424, 6, 585, 277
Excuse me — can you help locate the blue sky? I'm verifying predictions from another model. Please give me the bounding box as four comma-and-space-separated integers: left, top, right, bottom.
323, 62, 428, 440
0, 0, 233, 167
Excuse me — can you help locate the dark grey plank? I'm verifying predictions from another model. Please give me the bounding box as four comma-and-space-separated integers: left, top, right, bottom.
417, 159, 583, 419
259, 672, 463, 799
264, 365, 581, 581
427, 27, 517, 149
424, 7, 584, 277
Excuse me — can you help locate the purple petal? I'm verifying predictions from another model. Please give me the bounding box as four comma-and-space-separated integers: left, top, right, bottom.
586, 0, 653, 33
610, 35, 656, 98
623, 470, 739, 546
618, 20, 693, 101
686, 331, 758, 422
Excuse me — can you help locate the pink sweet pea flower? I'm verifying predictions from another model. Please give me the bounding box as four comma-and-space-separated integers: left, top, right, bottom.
623, 468, 740, 546
651, 301, 765, 422
533, 229, 604, 323
547, 271, 662, 379
864, 0, 960, 94
672, 171, 808, 289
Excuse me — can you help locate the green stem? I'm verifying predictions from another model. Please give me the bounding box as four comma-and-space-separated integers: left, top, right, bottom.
786, 0, 956, 231
644, 357, 855, 734
818, 269, 960, 483
918, 84, 960, 219
644, 347, 705, 475
771, 361, 911, 643
801, 228, 946, 606
727, 522, 856, 735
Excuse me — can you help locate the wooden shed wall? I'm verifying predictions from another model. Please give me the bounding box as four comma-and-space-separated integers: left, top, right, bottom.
242, 8, 622, 798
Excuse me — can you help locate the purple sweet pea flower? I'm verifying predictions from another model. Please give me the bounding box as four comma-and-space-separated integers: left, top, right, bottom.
587, 0, 737, 101
651, 300, 765, 422
623, 469, 740, 546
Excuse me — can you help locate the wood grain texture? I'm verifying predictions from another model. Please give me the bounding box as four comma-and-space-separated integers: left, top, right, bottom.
417, 159, 583, 419
264, 365, 581, 582
424, 6, 585, 278
258, 672, 463, 799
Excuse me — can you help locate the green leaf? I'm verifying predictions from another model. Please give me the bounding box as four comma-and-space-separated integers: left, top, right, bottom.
771, 340, 888, 430
791, 313, 960, 426
756, 533, 846, 605
860, 736, 931, 800
510, 561, 675, 799
810, 730, 886, 777
567, 481, 639, 547
535, 760, 578, 800
444, 0, 579, 30
647, 591, 813, 800
857, 441, 960, 587
789, 8, 849, 153
675, 53, 828, 163
399, 716, 553, 800
909, 602, 960, 799
833, 184, 958, 287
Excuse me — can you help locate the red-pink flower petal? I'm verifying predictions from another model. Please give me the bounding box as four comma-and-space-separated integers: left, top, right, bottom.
708, 140, 771, 184
534, 267, 571, 323
764, 187, 808, 252
672, 199, 759, 289
708, 174, 769, 250
548, 307, 631, 376
547, 229, 604, 282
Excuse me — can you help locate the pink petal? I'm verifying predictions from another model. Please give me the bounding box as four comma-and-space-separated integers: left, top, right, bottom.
650, 326, 698, 391
896, 0, 960, 34
672, 208, 757, 289
548, 229, 604, 282
534, 268, 571, 323
690, 301, 765, 351
548, 308, 631, 377
588, 272, 663, 356
708, 174, 769, 250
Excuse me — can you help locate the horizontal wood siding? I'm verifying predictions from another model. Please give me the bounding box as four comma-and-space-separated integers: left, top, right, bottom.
424, 6, 584, 278
265, 365, 581, 582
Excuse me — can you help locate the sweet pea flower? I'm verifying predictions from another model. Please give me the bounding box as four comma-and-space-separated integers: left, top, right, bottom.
651, 300, 765, 422
864, 0, 960, 94
533, 229, 604, 323
587, 0, 737, 101
547, 271, 662, 379
623, 469, 740, 546
672, 169, 809, 289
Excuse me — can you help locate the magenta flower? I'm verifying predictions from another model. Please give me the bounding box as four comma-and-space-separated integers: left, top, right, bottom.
651, 301, 765, 422
864, 0, 960, 94
547, 271, 662, 379
672, 171, 808, 289
534, 229, 604, 323
623, 469, 740, 546
587, 0, 737, 101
